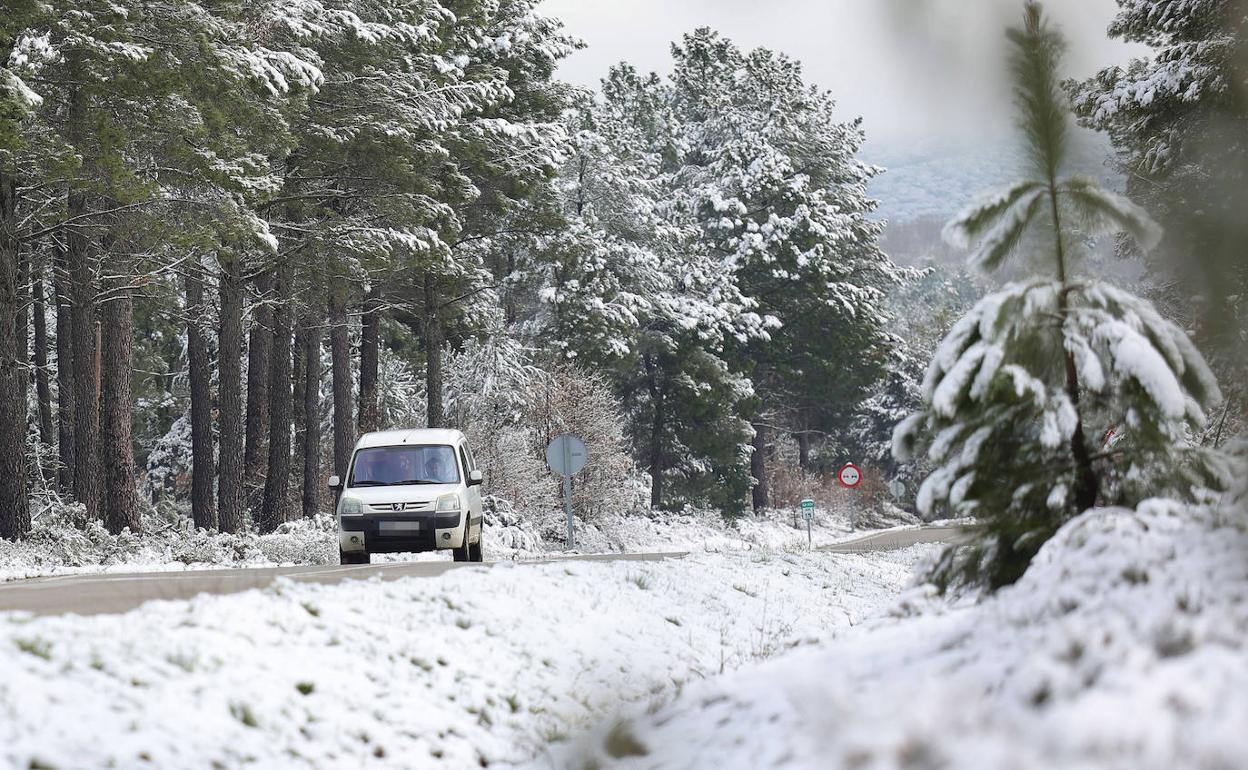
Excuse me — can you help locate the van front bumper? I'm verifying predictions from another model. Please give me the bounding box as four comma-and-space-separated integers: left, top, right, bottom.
339, 512, 464, 553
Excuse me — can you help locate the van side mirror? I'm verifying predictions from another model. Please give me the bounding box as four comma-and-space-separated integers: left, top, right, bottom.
328, 475, 342, 490
467, 469, 483, 487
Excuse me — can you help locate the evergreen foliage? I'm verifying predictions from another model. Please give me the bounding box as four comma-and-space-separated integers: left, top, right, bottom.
897, 2, 1224, 590
1069, 0, 1248, 420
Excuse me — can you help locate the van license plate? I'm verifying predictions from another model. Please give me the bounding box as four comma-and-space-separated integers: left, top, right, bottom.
379, 522, 421, 533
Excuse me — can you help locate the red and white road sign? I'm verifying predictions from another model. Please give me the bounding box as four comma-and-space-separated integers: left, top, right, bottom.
838, 463, 862, 489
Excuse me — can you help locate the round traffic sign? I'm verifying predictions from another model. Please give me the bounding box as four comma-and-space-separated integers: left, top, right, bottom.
888, 478, 906, 500
838, 463, 862, 489
546, 434, 588, 477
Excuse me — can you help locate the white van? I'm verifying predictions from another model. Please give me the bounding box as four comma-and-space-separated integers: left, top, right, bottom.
329, 429, 484, 565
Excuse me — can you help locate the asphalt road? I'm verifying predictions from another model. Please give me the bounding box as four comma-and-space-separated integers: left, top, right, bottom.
819, 524, 976, 553
0, 525, 974, 618
0, 551, 687, 618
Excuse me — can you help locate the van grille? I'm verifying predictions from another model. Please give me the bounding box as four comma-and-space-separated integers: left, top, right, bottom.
364, 501, 432, 513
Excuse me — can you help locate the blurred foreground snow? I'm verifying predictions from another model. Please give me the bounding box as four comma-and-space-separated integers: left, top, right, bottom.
0, 546, 927, 769
552, 499, 1248, 770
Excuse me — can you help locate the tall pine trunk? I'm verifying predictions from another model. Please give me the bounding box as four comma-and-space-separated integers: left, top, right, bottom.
54, 245, 75, 494
244, 271, 272, 492
301, 319, 323, 518
796, 430, 812, 470
424, 278, 444, 428
329, 281, 353, 478
186, 266, 217, 530
644, 354, 664, 510
358, 286, 380, 434
216, 254, 245, 533
259, 260, 293, 532
750, 422, 770, 512
0, 172, 30, 539
99, 276, 139, 534
67, 190, 100, 520
1047, 183, 1099, 512
32, 268, 54, 449
292, 320, 307, 502
65, 66, 100, 520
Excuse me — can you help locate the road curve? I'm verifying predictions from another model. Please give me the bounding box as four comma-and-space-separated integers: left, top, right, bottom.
819, 525, 976, 553
0, 551, 687, 618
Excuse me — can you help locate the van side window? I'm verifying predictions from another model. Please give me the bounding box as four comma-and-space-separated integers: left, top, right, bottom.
464, 444, 476, 470
458, 445, 471, 477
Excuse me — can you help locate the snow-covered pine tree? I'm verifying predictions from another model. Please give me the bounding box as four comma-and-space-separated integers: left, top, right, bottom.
1069, 0, 1248, 425
894, 2, 1225, 590
665, 29, 902, 506
536, 65, 762, 512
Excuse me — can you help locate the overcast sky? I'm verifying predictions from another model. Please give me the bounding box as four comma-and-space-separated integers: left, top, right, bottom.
539, 0, 1145, 146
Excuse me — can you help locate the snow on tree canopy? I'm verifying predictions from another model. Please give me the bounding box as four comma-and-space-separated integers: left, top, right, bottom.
895, 278, 1223, 526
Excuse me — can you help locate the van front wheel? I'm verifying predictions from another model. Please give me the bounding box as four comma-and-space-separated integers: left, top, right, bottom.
452, 531, 471, 562
340, 550, 369, 565
468, 532, 484, 563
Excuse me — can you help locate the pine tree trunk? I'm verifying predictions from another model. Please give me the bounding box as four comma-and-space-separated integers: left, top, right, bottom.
301, 320, 323, 518
244, 271, 272, 492
424, 278, 444, 429
32, 268, 54, 448
0, 173, 30, 539
216, 254, 245, 534
54, 246, 75, 494
186, 267, 217, 530
259, 261, 293, 533
796, 430, 811, 470
750, 421, 770, 512
329, 282, 354, 478
1049, 184, 1099, 512
99, 279, 140, 534
67, 189, 100, 520
292, 320, 307, 503
358, 286, 380, 434
645, 355, 664, 510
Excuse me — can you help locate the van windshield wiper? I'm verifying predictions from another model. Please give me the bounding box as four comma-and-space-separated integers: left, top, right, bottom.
350, 480, 390, 487
389, 479, 443, 485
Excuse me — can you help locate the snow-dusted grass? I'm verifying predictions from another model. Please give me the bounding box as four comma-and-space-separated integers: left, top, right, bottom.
0, 504, 340, 582
0, 500, 872, 581
552, 499, 1248, 770
0, 547, 930, 769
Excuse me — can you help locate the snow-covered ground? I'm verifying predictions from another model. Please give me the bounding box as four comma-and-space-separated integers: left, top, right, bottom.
0, 546, 930, 769
550, 499, 1248, 770
0, 501, 874, 581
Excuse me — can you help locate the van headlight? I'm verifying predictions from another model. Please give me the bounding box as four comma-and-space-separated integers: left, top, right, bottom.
435, 493, 462, 513
339, 496, 363, 515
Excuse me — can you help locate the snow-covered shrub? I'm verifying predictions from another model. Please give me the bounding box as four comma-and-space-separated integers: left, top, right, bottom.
444, 339, 644, 526
0, 498, 338, 580
895, 279, 1224, 588
521, 364, 644, 522
143, 413, 192, 501
481, 496, 543, 553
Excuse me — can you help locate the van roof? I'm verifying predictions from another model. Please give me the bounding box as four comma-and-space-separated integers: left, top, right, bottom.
355, 428, 466, 449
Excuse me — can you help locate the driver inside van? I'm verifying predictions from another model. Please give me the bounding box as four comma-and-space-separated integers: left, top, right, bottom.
425, 453, 455, 483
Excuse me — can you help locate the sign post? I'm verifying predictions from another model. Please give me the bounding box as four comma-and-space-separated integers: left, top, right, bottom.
546, 434, 588, 549
838, 463, 862, 530
800, 498, 815, 549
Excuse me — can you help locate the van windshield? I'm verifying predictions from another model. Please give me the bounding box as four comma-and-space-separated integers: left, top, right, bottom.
349, 445, 460, 487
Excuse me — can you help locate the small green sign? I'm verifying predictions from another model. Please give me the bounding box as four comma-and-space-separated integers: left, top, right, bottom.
800, 499, 815, 510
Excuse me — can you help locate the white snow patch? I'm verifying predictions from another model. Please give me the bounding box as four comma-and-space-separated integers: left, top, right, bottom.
0, 548, 931, 769
554, 499, 1248, 770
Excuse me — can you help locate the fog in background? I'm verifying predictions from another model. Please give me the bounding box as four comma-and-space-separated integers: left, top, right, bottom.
541, 0, 1146, 145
